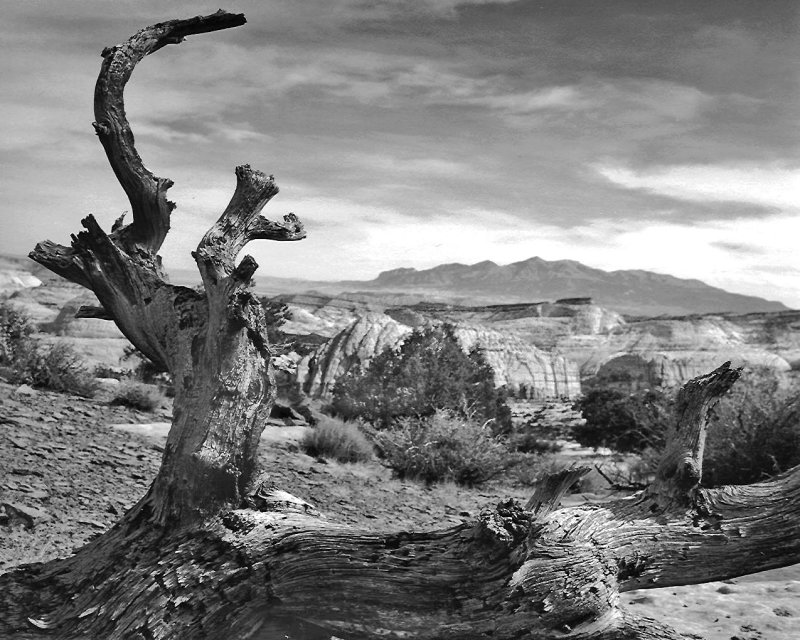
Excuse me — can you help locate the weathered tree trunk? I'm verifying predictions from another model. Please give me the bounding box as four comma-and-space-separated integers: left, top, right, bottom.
1, 11, 798, 640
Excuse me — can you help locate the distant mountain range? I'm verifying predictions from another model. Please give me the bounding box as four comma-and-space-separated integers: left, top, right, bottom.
334, 257, 788, 317
3, 253, 789, 318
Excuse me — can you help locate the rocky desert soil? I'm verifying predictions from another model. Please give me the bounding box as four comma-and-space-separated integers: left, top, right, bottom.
1, 382, 798, 640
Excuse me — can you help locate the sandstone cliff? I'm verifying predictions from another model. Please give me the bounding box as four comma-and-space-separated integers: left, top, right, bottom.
299, 313, 412, 399
557, 314, 797, 389
451, 325, 580, 398
298, 313, 580, 401
275, 293, 380, 339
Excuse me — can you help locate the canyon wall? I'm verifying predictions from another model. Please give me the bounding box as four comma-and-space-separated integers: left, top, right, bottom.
298, 312, 581, 401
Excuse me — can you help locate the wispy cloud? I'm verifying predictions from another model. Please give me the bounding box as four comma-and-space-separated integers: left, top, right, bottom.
594, 163, 800, 210
3, 0, 799, 310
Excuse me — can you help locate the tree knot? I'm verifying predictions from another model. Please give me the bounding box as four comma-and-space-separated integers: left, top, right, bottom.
477, 499, 532, 548
92, 121, 111, 137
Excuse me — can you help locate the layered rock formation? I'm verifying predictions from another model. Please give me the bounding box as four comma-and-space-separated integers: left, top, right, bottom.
451, 325, 580, 398
274, 293, 379, 339
4, 248, 796, 399
406, 300, 625, 350
0, 270, 41, 293
292, 299, 800, 400
560, 314, 796, 388
299, 313, 412, 399
297, 313, 580, 401
1, 270, 132, 369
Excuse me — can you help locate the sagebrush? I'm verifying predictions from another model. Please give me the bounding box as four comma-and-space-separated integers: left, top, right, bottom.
375, 410, 509, 486
1, 301, 98, 397
111, 380, 163, 412
301, 417, 374, 463
573, 367, 800, 486
0, 301, 35, 366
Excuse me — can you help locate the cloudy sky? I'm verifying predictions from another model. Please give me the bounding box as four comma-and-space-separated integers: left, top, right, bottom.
1, 0, 798, 306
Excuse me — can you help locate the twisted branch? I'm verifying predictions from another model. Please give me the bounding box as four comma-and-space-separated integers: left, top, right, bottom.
94, 10, 246, 252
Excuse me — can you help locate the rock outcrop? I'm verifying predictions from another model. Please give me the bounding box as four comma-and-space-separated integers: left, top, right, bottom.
409, 300, 624, 350
407, 302, 798, 390
299, 313, 412, 399
298, 313, 580, 400
451, 325, 580, 399
560, 314, 797, 388
0, 270, 41, 293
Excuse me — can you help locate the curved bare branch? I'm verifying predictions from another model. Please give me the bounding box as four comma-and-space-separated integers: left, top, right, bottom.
94, 10, 246, 252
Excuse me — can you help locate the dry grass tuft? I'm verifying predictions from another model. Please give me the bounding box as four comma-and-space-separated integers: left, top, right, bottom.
301, 417, 375, 463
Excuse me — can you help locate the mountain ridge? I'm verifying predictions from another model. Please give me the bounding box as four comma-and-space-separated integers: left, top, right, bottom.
2, 252, 789, 317
335, 256, 788, 317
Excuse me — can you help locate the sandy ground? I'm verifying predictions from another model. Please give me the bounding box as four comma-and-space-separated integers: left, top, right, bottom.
1, 382, 798, 639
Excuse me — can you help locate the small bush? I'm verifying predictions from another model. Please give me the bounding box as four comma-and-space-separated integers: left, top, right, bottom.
331, 324, 512, 432
0, 301, 35, 365
1, 302, 98, 397
93, 364, 128, 380
10, 341, 98, 397
574, 368, 800, 487
703, 368, 800, 486
112, 381, 164, 412
301, 417, 374, 463
571, 387, 674, 453
510, 431, 563, 455
375, 410, 509, 486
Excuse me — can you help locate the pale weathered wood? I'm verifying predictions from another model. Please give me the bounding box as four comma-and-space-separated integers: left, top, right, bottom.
649, 361, 741, 507
3, 12, 799, 640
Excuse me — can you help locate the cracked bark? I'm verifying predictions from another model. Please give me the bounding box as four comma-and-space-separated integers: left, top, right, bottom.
1, 11, 798, 640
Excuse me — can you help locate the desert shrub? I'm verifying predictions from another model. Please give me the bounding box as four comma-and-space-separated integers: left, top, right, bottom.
703, 368, 800, 486
120, 345, 174, 397
10, 341, 98, 397
301, 417, 374, 463
112, 380, 164, 412
93, 364, 128, 380
2, 302, 96, 396
571, 387, 673, 453
331, 324, 511, 431
0, 301, 36, 365
374, 410, 509, 486
510, 431, 563, 455
574, 368, 800, 487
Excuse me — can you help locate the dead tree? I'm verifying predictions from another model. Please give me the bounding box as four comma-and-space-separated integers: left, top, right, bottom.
1, 12, 799, 640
